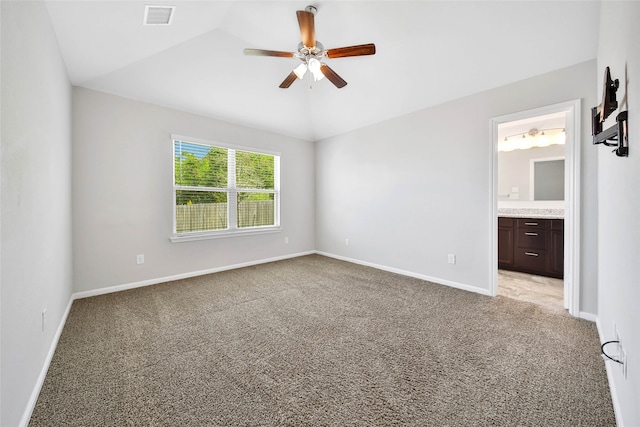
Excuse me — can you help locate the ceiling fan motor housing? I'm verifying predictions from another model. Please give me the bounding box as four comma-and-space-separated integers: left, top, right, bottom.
297, 41, 325, 62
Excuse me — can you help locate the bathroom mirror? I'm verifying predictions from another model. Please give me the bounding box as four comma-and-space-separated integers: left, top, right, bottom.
531, 157, 564, 200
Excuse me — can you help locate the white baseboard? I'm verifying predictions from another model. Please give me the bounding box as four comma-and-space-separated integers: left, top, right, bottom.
315, 251, 492, 297
579, 311, 597, 322
73, 251, 316, 300
596, 317, 624, 427
19, 297, 74, 427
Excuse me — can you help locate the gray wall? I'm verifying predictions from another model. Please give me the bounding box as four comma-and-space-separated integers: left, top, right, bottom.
596, 2, 640, 425
315, 60, 598, 314
498, 144, 566, 202
1, 2, 73, 426
72, 88, 315, 293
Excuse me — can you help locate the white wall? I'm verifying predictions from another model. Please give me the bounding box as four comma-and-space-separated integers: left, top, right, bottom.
315, 60, 598, 313
0, 2, 73, 426
72, 88, 315, 293
596, 2, 640, 425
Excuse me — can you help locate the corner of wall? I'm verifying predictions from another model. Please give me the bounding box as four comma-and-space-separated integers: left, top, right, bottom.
17, 298, 74, 427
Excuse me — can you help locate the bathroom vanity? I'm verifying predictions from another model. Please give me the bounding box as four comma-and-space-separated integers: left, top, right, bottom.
498, 209, 564, 279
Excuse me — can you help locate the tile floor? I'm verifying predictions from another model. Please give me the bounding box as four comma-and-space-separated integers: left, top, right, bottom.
498, 269, 565, 313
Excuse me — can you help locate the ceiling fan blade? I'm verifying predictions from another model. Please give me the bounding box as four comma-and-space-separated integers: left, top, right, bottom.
320, 64, 347, 89
326, 43, 376, 59
296, 10, 316, 48
279, 71, 298, 89
243, 48, 295, 58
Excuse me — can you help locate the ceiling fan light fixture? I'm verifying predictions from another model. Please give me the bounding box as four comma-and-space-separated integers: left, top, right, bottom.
308, 58, 325, 81
294, 63, 308, 79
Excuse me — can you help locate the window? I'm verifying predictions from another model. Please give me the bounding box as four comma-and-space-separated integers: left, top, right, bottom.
172, 135, 280, 241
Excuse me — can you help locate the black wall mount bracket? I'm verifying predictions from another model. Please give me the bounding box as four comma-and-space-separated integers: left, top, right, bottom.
592, 66, 628, 157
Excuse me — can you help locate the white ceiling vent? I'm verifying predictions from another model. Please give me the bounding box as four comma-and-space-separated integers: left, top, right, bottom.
143, 5, 175, 26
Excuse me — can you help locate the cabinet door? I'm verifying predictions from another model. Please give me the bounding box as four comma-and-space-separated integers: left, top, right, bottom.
549, 229, 564, 278
498, 226, 514, 268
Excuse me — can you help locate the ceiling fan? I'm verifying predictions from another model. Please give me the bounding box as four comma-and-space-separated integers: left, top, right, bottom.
243, 5, 376, 89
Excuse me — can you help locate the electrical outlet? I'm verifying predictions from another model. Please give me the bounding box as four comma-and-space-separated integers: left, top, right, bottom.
613, 322, 628, 380
448, 254, 456, 264
41, 309, 47, 332
345, 238, 350, 246
284, 237, 289, 244
136, 254, 144, 264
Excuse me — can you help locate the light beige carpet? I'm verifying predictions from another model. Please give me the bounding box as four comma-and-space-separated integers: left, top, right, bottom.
30, 255, 615, 426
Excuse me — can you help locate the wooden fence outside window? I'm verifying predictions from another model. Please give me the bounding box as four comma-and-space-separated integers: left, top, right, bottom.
176, 200, 275, 233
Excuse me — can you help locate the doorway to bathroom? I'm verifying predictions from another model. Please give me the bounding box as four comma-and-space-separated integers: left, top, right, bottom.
491, 100, 581, 316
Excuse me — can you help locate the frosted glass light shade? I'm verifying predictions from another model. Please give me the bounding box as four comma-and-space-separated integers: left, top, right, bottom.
499, 129, 565, 152
293, 63, 307, 79
308, 58, 325, 81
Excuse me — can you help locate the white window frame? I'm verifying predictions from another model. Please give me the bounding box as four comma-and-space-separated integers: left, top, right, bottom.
171, 134, 281, 242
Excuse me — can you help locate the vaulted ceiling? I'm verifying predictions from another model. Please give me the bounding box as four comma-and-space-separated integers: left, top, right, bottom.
45, 1, 601, 141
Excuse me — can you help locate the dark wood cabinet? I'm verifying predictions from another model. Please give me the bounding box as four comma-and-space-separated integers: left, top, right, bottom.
498, 217, 564, 279
549, 220, 564, 277
497, 217, 515, 268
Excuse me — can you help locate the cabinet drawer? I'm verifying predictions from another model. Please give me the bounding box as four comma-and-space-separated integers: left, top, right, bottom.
517, 218, 548, 230
515, 248, 547, 272
516, 229, 546, 250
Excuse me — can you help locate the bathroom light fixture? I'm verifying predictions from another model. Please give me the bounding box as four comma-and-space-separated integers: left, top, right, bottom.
499, 128, 566, 152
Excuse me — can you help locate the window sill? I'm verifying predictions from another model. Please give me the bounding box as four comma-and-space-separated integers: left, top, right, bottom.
170, 227, 281, 243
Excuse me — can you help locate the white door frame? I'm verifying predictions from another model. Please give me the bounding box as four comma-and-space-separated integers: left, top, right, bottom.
490, 99, 581, 316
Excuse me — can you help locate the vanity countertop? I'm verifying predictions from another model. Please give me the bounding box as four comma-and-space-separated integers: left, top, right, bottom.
498, 207, 564, 219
